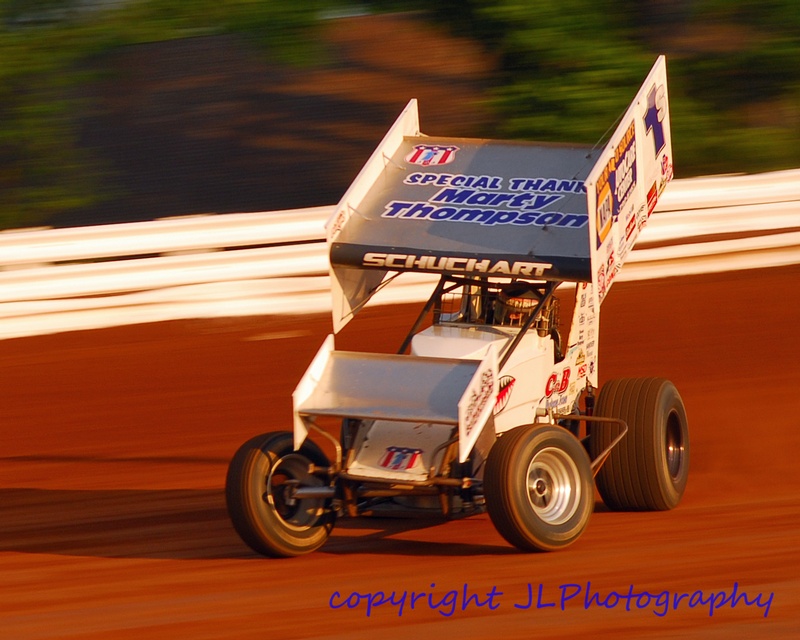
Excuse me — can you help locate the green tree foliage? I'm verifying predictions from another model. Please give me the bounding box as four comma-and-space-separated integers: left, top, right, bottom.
0, 0, 328, 229
417, 0, 800, 176
2, 0, 799, 229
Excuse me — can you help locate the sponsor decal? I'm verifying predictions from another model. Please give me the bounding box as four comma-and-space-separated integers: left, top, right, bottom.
625, 210, 637, 240
383, 172, 587, 230
661, 153, 674, 182
404, 173, 503, 189
406, 145, 459, 166
381, 200, 587, 228
647, 182, 659, 216
330, 208, 347, 238
596, 183, 613, 246
545, 369, 570, 397
597, 264, 606, 301
577, 364, 588, 379
379, 447, 423, 471
604, 249, 618, 298
494, 376, 516, 414
403, 173, 585, 194
362, 252, 551, 277
644, 84, 667, 158
595, 120, 637, 248
464, 369, 494, 437
508, 177, 585, 193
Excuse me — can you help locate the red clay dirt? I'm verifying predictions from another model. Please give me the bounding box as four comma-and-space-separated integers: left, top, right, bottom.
1, 265, 799, 638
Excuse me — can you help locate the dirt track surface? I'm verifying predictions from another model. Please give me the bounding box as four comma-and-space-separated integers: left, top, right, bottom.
2, 266, 799, 638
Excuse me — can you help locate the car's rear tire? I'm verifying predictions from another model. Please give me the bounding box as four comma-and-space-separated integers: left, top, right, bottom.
226, 431, 335, 557
591, 378, 689, 511
484, 425, 593, 551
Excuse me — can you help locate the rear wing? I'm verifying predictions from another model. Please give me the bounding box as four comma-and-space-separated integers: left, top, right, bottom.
327, 56, 673, 332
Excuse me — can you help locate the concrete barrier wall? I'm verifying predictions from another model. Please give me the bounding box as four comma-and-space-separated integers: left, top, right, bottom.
1, 170, 799, 339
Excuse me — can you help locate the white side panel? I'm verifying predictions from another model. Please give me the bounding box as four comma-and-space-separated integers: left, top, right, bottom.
457, 344, 498, 462
346, 421, 454, 482
586, 55, 674, 309
536, 282, 599, 414
292, 334, 335, 450
493, 334, 554, 434
329, 100, 421, 333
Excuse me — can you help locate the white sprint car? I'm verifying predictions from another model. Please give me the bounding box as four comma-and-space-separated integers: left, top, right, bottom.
226, 56, 689, 556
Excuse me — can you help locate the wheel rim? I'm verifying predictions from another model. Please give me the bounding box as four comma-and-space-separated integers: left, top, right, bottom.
265, 453, 326, 530
525, 446, 582, 526
665, 410, 685, 480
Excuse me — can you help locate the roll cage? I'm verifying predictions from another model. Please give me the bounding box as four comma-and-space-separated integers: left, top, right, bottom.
398, 276, 563, 368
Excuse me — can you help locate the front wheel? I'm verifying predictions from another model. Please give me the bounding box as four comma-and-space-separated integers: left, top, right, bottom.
484, 425, 593, 551
226, 431, 335, 557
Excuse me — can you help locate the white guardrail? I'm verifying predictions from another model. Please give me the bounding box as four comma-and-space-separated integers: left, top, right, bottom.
1, 169, 799, 340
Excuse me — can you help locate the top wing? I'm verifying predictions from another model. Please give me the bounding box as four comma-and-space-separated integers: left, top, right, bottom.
328, 57, 673, 332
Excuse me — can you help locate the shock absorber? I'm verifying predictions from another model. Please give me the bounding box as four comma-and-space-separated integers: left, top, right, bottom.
584, 385, 596, 438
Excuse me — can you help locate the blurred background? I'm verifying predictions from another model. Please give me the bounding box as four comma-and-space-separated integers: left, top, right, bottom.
2, 0, 799, 230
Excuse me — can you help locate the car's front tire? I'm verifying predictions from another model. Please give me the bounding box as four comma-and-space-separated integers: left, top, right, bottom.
226, 431, 335, 557
484, 425, 593, 551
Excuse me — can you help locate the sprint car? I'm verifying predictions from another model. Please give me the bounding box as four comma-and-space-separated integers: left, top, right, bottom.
226, 56, 689, 556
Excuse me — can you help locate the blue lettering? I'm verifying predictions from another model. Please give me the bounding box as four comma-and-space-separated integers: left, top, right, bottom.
509, 193, 533, 207
560, 583, 582, 610
491, 193, 515, 206
688, 590, 712, 612
508, 177, 585, 192
584, 581, 602, 609
329, 591, 345, 609
557, 213, 589, 228
410, 590, 426, 610
644, 84, 666, 156
557, 179, 584, 192
365, 591, 386, 617
402, 202, 435, 218
521, 178, 544, 191
450, 208, 494, 223
389, 591, 409, 617
382, 201, 412, 217
486, 211, 517, 225
429, 206, 457, 220
461, 584, 503, 612
673, 592, 689, 610
536, 583, 555, 609
526, 194, 563, 209
429, 587, 458, 618
466, 191, 499, 206
431, 187, 476, 204
653, 590, 670, 617
513, 212, 539, 225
